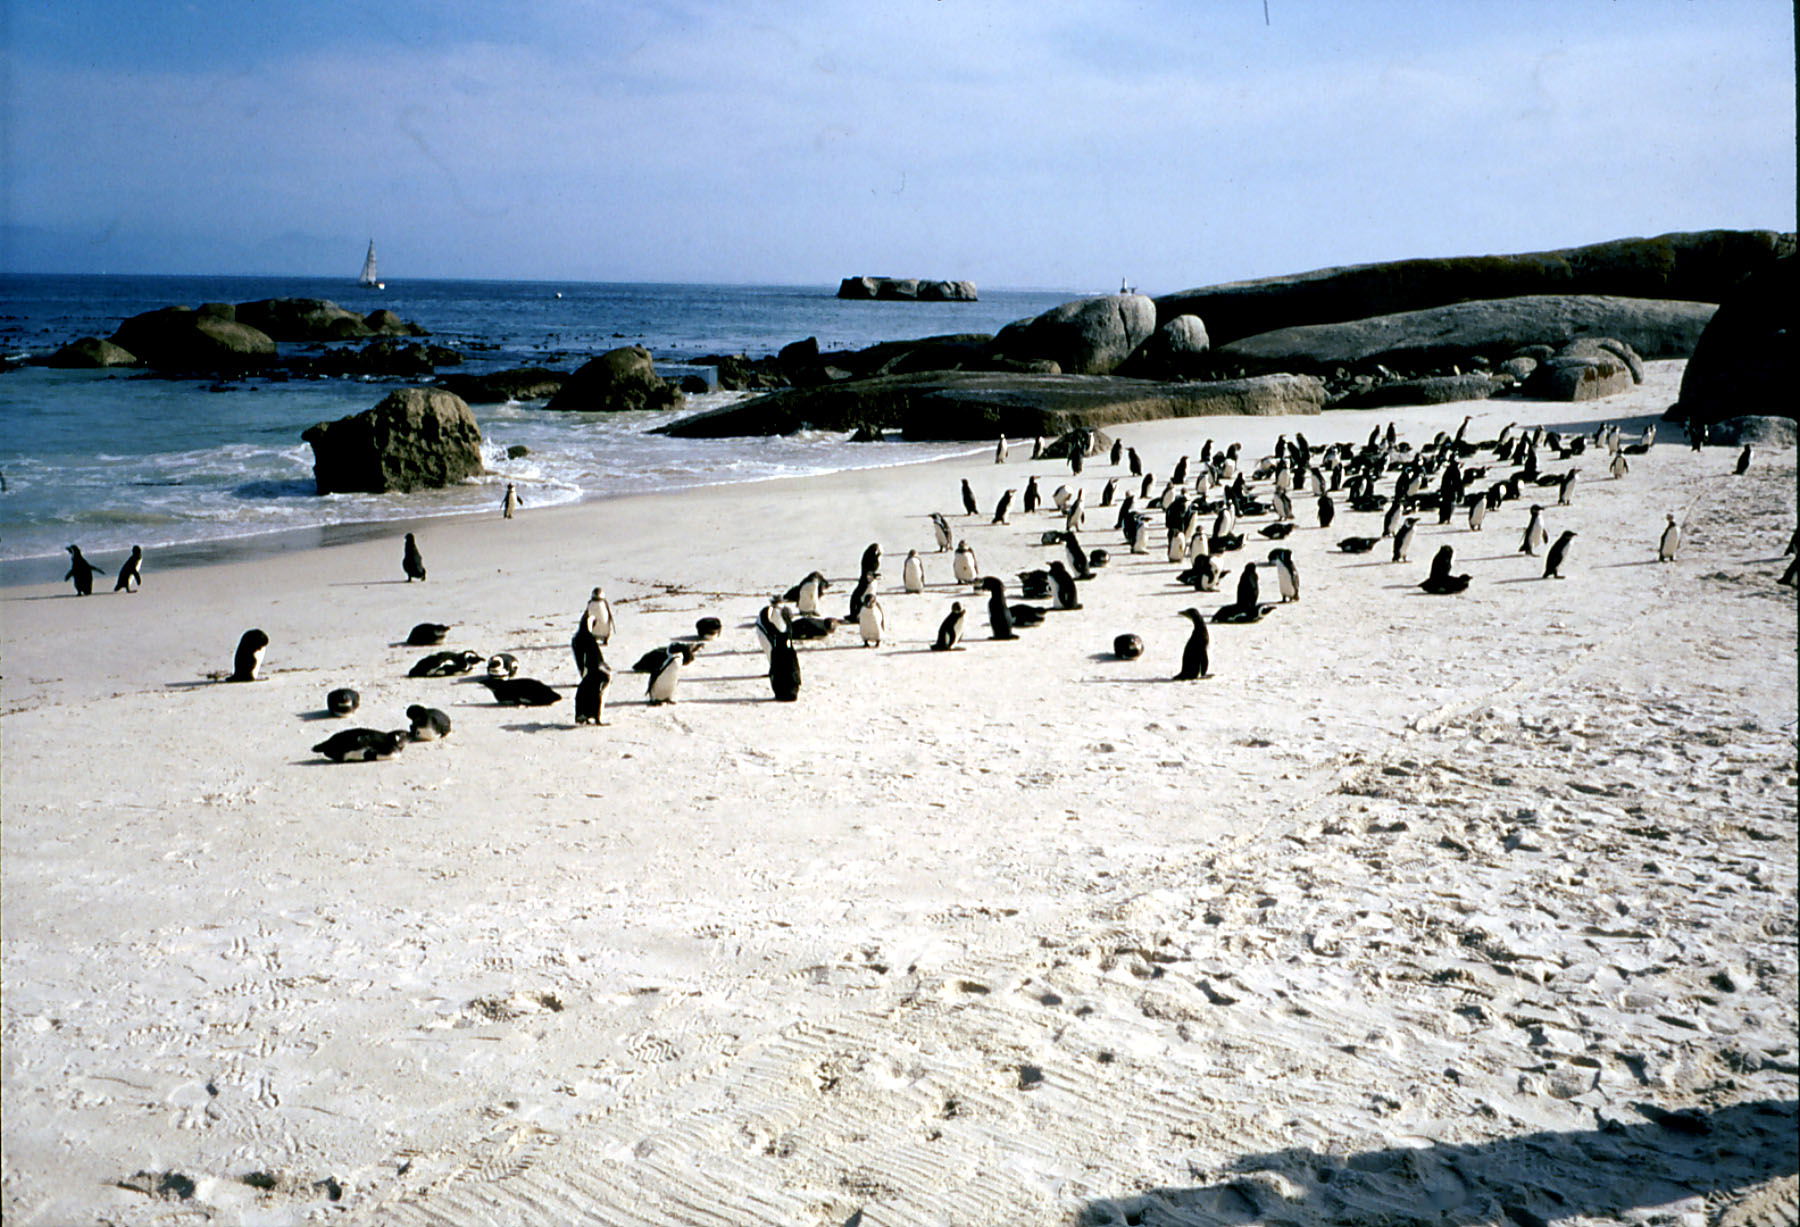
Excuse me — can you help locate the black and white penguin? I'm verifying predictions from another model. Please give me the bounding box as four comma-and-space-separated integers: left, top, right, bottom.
860, 542, 882, 577
1735, 444, 1753, 475
312, 728, 408, 762
1022, 475, 1041, 515
326, 687, 360, 716
1110, 438, 1124, 466
902, 549, 925, 593
1258, 521, 1295, 540
1391, 517, 1418, 564
486, 652, 520, 678
406, 622, 451, 646
980, 576, 1016, 639
992, 489, 1016, 524
1609, 452, 1629, 480
1174, 608, 1210, 679
572, 619, 603, 677
113, 545, 144, 593
1467, 493, 1489, 532
1338, 536, 1378, 554
1520, 505, 1548, 556
584, 587, 615, 643
1381, 498, 1405, 540
1543, 530, 1577, 579
1657, 513, 1682, 563
858, 592, 885, 647
231, 629, 270, 682
1128, 447, 1143, 476
953, 540, 980, 585
768, 625, 801, 700
930, 512, 953, 552
574, 663, 611, 724
1100, 477, 1119, 507
961, 478, 979, 516
1557, 468, 1580, 506
481, 676, 563, 706
755, 596, 790, 669
1268, 548, 1299, 602
1178, 553, 1227, 592
1113, 633, 1145, 660
402, 533, 426, 582
1047, 560, 1082, 610
502, 483, 521, 518
646, 643, 699, 704
786, 616, 841, 640
410, 649, 482, 678
407, 705, 453, 740
792, 570, 830, 615
694, 617, 723, 641
847, 571, 879, 619
931, 602, 966, 651
1062, 531, 1093, 580
1419, 545, 1471, 594
995, 435, 1008, 464
63, 545, 104, 596
631, 645, 675, 673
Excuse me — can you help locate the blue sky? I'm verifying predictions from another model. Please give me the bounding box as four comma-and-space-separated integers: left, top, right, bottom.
3, 0, 1793, 290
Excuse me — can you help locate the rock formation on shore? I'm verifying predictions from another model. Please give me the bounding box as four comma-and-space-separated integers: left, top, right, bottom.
301, 388, 486, 494
1674, 254, 1795, 425
838, 277, 978, 301
109, 305, 278, 373
545, 345, 683, 413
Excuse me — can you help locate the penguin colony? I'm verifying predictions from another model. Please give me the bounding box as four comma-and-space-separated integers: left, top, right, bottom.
52, 414, 1783, 761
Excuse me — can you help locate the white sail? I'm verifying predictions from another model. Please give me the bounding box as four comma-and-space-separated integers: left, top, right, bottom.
359, 241, 380, 288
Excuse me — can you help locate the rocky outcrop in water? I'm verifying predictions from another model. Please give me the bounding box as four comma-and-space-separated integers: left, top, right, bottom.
545, 345, 683, 413
46, 337, 140, 368
109, 304, 277, 373
838, 277, 978, 301
437, 368, 567, 404
301, 387, 486, 494
1674, 255, 1795, 424
657, 370, 1324, 440
234, 298, 427, 341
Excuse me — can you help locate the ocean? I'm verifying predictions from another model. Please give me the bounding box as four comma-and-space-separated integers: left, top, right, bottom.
0, 275, 1081, 584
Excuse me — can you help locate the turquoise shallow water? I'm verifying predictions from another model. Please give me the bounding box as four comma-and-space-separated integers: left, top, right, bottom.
0, 275, 1079, 575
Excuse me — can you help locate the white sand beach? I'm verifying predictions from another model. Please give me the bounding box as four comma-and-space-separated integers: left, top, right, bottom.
4, 361, 1796, 1225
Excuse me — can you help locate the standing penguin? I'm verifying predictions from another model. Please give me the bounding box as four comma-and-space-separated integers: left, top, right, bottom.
1657, 513, 1682, 563
1174, 608, 1210, 680
571, 617, 603, 677
931, 601, 966, 651
1609, 452, 1629, 480
502, 483, 521, 518
902, 549, 926, 593
1467, 494, 1489, 532
584, 587, 615, 643
646, 643, 698, 704
980, 576, 1016, 639
1391, 517, 1418, 564
64, 545, 104, 596
796, 571, 828, 615
1047, 560, 1082, 610
768, 625, 801, 700
402, 533, 427, 582
858, 591, 885, 647
1544, 530, 1577, 579
1419, 545, 1472, 594
992, 488, 1017, 525
1557, 468, 1580, 506
1520, 505, 1548, 556
995, 435, 1008, 464
1127, 447, 1143, 476
1022, 475, 1041, 515
230, 629, 270, 682
574, 661, 611, 724
1110, 438, 1124, 466
847, 571, 878, 620
113, 545, 144, 593
860, 542, 882, 578
755, 596, 790, 669
1268, 548, 1299, 602
1317, 491, 1335, 530
930, 512, 953, 552
1735, 444, 1753, 475
953, 540, 980, 585
961, 479, 979, 516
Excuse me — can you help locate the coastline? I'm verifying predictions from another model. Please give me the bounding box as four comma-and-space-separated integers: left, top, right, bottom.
5, 360, 1796, 1225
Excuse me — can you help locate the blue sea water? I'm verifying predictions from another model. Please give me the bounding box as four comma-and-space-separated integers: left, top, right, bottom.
0, 275, 1081, 579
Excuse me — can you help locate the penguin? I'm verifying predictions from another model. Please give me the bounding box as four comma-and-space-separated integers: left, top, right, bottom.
1609, 452, 1629, 480
1008, 602, 1048, 628
1467, 494, 1489, 532
902, 549, 926, 593
486, 652, 519, 679
1174, 608, 1210, 680
584, 587, 615, 643
1543, 530, 1576, 579
1018, 569, 1052, 600
995, 435, 1008, 464
694, 617, 723, 640
847, 571, 878, 619
1128, 447, 1143, 476
794, 570, 829, 615
766, 622, 802, 701
1111, 438, 1124, 466
1166, 524, 1191, 564
312, 728, 408, 762
1381, 498, 1405, 540
574, 663, 611, 724
402, 532, 426, 582
931, 602, 966, 651
980, 576, 1016, 639
1258, 522, 1295, 540
961, 478, 979, 516
1735, 444, 1753, 475
1557, 468, 1579, 506
113, 545, 144, 593
1338, 536, 1378, 554
326, 687, 360, 716
646, 643, 698, 704
860, 542, 882, 577
1047, 560, 1081, 610
1123, 512, 1149, 554
410, 649, 483, 678
1215, 563, 1268, 623
231, 629, 269, 682
572, 619, 603, 677
1065, 489, 1086, 533
953, 540, 980, 585
1317, 492, 1335, 529
1113, 633, 1145, 660
1271, 487, 1293, 522
481, 676, 563, 706
755, 596, 790, 668
1419, 545, 1471, 594
992, 488, 1017, 524
1657, 513, 1681, 563
1268, 548, 1299, 602
1022, 475, 1041, 515
407, 705, 453, 740
63, 545, 104, 596
502, 483, 521, 518
857, 591, 886, 646
406, 622, 451, 646
1100, 477, 1119, 507
786, 616, 841, 640
1391, 517, 1418, 564
930, 512, 953, 552
1178, 553, 1227, 592
1520, 505, 1548, 556
1170, 455, 1190, 487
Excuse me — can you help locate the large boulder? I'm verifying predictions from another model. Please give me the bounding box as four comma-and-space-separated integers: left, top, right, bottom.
235, 298, 372, 341
364, 309, 427, 337
655, 370, 1324, 440
544, 346, 683, 412
300, 387, 486, 494
838, 276, 978, 301
1673, 255, 1796, 424
1119, 313, 1210, 377
437, 367, 566, 403
46, 337, 140, 368
109, 306, 276, 372
989, 294, 1157, 375
1156, 229, 1794, 346
1215, 295, 1714, 376
1521, 337, 1642, 401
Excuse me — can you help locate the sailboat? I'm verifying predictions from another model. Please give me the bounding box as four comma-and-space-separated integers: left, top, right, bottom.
358, 240, 384, 290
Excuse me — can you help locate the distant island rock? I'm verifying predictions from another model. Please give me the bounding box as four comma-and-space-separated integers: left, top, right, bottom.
837, 277, 978, 302
301, 387, 486, 494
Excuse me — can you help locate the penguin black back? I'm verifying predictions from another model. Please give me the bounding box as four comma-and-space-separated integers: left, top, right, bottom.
231, 629, 270, 682
1175, 609, 1209, 680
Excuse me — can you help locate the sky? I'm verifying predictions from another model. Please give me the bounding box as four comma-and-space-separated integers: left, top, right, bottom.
2, 0, 1794, 292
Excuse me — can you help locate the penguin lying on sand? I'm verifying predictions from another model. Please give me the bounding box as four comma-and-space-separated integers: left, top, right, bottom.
313, 728, 408, 762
